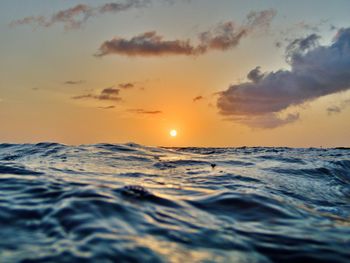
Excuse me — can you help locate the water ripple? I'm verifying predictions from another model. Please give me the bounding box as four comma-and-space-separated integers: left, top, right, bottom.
0, 144, 349, 262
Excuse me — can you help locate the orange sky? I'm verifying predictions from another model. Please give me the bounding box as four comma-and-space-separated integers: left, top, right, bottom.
1, 0, 350, 147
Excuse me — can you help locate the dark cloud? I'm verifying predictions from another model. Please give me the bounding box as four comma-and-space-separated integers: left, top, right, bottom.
198, 22, 247, 51
193, 96, 204, 102
97, 87, 121, 101
72, 83, 138, 103
64, 80, 84, 85
128, 108, 162, 114
10, 0, 150, 30
217, 28, 350, 128
327, 99, 350, 115
72, 87, 121, 102
99, 105, 116, 110
199, 9, 276, 51
100, 87, 119, 95
72, 94, 93, 100
247, 66, 264, 83
96, 31, 202, 56
285, 33, 321, 62
118, 82, 135, 89
97, 9, 276, 57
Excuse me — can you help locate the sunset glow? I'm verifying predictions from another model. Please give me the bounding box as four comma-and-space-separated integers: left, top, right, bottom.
170, 129, 177, 137
0, 0, 349, 147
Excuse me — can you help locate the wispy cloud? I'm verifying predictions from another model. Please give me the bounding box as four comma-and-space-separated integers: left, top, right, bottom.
217, 28, 350, 128
118, 82, 135, 89
72, 87, 122, 102
327, 99, 350, 115
96, 9, 276, 57
229, 113, 300, 129
199, 9, 276, 51
127, 108, 162, 114
99, 105, 116, 110
71, 80, 141, 104
276, 20, 331, 49
64, 80, 85, 85
10, 0, 151, 30
97, 31, 202, 56
193, 96, 204, 102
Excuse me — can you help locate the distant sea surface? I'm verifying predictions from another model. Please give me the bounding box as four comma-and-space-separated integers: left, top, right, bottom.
0, 143, 350, 262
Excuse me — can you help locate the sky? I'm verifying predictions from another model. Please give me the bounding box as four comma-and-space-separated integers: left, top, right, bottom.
0, 0, 350, 147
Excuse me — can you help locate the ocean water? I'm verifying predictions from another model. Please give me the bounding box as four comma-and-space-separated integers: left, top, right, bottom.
0, 143, 349, 263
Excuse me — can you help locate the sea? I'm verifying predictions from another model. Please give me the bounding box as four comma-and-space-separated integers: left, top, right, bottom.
0, 143, 349, 262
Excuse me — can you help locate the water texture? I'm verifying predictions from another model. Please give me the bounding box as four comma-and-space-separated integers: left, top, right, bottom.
0, 143, 349, 262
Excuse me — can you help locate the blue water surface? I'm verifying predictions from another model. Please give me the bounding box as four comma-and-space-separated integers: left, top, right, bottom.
0, 143, 349, 262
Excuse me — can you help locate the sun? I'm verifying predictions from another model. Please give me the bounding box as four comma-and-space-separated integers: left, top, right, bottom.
170, 129, 177, 137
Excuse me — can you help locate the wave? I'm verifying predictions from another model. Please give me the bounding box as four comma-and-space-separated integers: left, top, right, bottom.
0, 144, 349, 262
0, 164, 43, 175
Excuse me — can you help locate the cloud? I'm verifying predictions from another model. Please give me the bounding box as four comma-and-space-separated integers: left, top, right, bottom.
327, 105, 341, 114
10, 0, 151, 30
72, 87, 122, 102
72, 82, 139, 103
10, 16, 46, 27
275, 41, 282, 48
127, 108, 162, 114
99, 0, 150, 13
97, 9, 276, 57
198, 9, 276, 51
245, 9, 277, 32
294, 21, 322, 32
198, 22, 247, 51
247, 66, 264, 83
230, 113, 300, 129
217, 28, 350, 128
47, 4, 93, 29
96, 31, 202, 56
99, 105, 116, 110
276, 20, 333, 50
327, 99, 350, 115
285, 33, 320, 62
64, 80, 84, 85
193, 96, 204, 102
100, 87, 119, 95
118, 82, 135, 89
